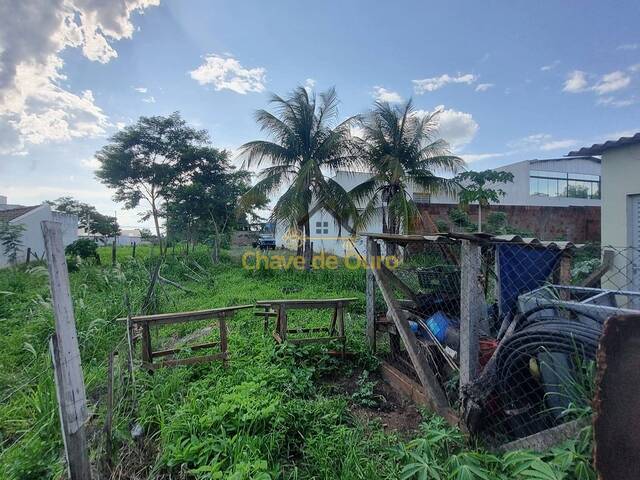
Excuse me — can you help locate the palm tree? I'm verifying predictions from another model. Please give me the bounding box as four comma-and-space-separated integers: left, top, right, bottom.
240, 86, 360, 267
352, 100, 464, 248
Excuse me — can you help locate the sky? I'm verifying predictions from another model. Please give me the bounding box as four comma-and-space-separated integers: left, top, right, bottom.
1, 0, 639, 229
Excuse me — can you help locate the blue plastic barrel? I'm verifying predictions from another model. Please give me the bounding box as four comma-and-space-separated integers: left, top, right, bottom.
425, 311, 451, 343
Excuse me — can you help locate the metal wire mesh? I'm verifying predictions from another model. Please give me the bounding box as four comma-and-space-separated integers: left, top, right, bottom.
373, 236, 640, 444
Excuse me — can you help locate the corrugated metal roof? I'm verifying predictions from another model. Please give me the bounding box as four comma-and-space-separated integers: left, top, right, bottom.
361, 231, 577, 250
568, 132, 640, 156
0, 205, 39, 222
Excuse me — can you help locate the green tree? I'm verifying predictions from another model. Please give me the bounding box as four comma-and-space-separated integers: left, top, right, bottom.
455, 169, 514, 232
95, 113, 210, 255
239, 86, 359, 268
351, 101, 463, 248
0, 221, 26, 265
165, 147, 268, 262
46, 196, 119, 237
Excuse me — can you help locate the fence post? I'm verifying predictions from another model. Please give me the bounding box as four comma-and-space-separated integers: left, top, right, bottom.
460, 239, 483, 394
132, 242, 136, 259
111, 239, 116, 267
26, 247, 31, 264
103, 351, 114, 471
42, 221, 91, 480
366, 238, 377, 352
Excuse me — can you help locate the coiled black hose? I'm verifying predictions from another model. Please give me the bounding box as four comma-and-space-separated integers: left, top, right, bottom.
493, 305, 602, 438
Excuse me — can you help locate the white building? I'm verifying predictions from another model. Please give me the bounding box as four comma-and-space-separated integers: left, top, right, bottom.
0, 196, 78, 267
273, 156, 602, 255
569, 133, 640, 291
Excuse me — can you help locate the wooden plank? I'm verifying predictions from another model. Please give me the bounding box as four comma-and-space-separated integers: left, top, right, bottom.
337, 305, 346, 357
219, 316, 228, 368
254, 311, 278, 317
144, 352, 227, 370
255, 298, 357, 307
558, 252, 572, 300
581, 249, 614, 288
278, 304, 288, 341
151, 341, 220, 358
379, 262, 419, 303
366, 237, 377, 351
287, 327, 330, 334
498, 419, 588, 453
141, 324, 152, 364
42, 221, 91, 480
460, 239, 482, 392
370, 259, 452, 421
123, 304, 254, 325
288, 336, 344, 345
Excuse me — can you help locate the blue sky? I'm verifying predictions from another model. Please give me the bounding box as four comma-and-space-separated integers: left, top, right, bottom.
1, 0, 639, 228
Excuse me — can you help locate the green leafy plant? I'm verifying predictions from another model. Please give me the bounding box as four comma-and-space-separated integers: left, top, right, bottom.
0, 221, 26, 265
351, 370, 383, 408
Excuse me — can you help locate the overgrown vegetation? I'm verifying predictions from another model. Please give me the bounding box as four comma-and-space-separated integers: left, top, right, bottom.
0, 246, 595, 478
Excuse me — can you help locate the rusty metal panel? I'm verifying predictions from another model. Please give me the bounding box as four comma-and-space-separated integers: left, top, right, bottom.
594, 314, 640, 480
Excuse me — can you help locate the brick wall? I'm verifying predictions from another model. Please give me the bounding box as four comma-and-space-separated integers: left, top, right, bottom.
417, 203, 601, 242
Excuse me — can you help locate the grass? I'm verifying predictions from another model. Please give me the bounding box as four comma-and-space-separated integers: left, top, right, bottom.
0, 244, 596, 479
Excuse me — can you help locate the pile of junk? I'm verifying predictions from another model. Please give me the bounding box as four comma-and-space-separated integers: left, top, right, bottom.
383, 236, 640, 443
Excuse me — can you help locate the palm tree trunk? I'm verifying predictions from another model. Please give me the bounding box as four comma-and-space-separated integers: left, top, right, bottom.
304, 217, 312, 271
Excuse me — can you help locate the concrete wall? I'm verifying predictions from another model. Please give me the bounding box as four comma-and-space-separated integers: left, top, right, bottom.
600, 144, 640, 291
1, 206, 79, 267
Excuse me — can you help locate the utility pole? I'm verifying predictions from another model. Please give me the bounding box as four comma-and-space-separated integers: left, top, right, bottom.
42, 221, 92, 480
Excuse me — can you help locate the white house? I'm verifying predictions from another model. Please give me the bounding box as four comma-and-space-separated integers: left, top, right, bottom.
569, 132, 640, 291
274, 156, 602, 255
0, 196, 78, 267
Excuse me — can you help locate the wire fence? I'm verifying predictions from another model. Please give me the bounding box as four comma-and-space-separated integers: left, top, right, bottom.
375, 236, 640, 445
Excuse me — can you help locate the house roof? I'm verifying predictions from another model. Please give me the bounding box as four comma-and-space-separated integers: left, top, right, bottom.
568, 132, 640, 156
0, 205, 40, 222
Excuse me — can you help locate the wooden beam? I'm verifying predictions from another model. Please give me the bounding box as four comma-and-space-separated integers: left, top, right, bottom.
370, 260, 452, 421
460, 239, 483, 392
144, 352, 227, 370
123, 304, 254, 326
498, 419, 588, 453
255, 298, 357, 307
141, 324, 152, 365
581, 249, 614, 288
42, 221, 91, 480
366, 238, 377, 352
151, 341, 220, 358
219, 316, 228, 368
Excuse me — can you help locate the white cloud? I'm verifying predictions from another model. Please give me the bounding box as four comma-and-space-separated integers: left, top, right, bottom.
412, 73, 477, 94
475, 83, 494, 92
462, 152, 506, 163
415, 106, 479, 150
304, 78, 316, 94
509, 133, 577, 152
541, 60, 560, 71
141, 95, 156, 103
189, 54, 266, 94
372, 86, 402, 103
592, 70, 631, 95
630, 64, 640, 73
563, 70, 589, 93
0, 0, 159, 153
597, 96, 638, 108
617, 43, 639, 50
134, 86, 148, 93
80, 156, 101, 169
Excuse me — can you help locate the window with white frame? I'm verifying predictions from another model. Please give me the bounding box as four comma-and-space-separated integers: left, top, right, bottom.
315, 221, 329, 234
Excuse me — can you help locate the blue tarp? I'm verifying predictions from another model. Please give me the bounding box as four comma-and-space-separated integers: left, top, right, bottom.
497, 244, 562, 316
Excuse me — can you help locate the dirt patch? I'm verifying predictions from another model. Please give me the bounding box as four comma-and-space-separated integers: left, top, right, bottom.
326, 367, 422, 438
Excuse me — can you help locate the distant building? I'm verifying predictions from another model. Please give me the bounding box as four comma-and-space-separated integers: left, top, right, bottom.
569, 132, 640, 291
273, 156, 602, 255
418, 156, 601, 242
0, 196, 78, 267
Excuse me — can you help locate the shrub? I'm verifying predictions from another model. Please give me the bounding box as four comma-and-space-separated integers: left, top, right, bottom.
65, 238, 99, 262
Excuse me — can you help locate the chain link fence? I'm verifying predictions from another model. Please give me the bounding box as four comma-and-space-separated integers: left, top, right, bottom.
373, 235, 640, 445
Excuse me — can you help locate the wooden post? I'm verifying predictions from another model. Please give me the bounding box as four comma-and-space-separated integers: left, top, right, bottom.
366, 238, 377, 352
337, 303, 345, 358
370, 260, 452, 420
132, 242, 136, 259
26, 247, 31, 264
42, 221, 91, 480
103, 351, 114, 469
279, 304, 288, 341
219, 315, 229, 367
111, 239, 116, 266
460, 239, 483, 392
141, 324, 152, 366
558, 252, 572, 300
